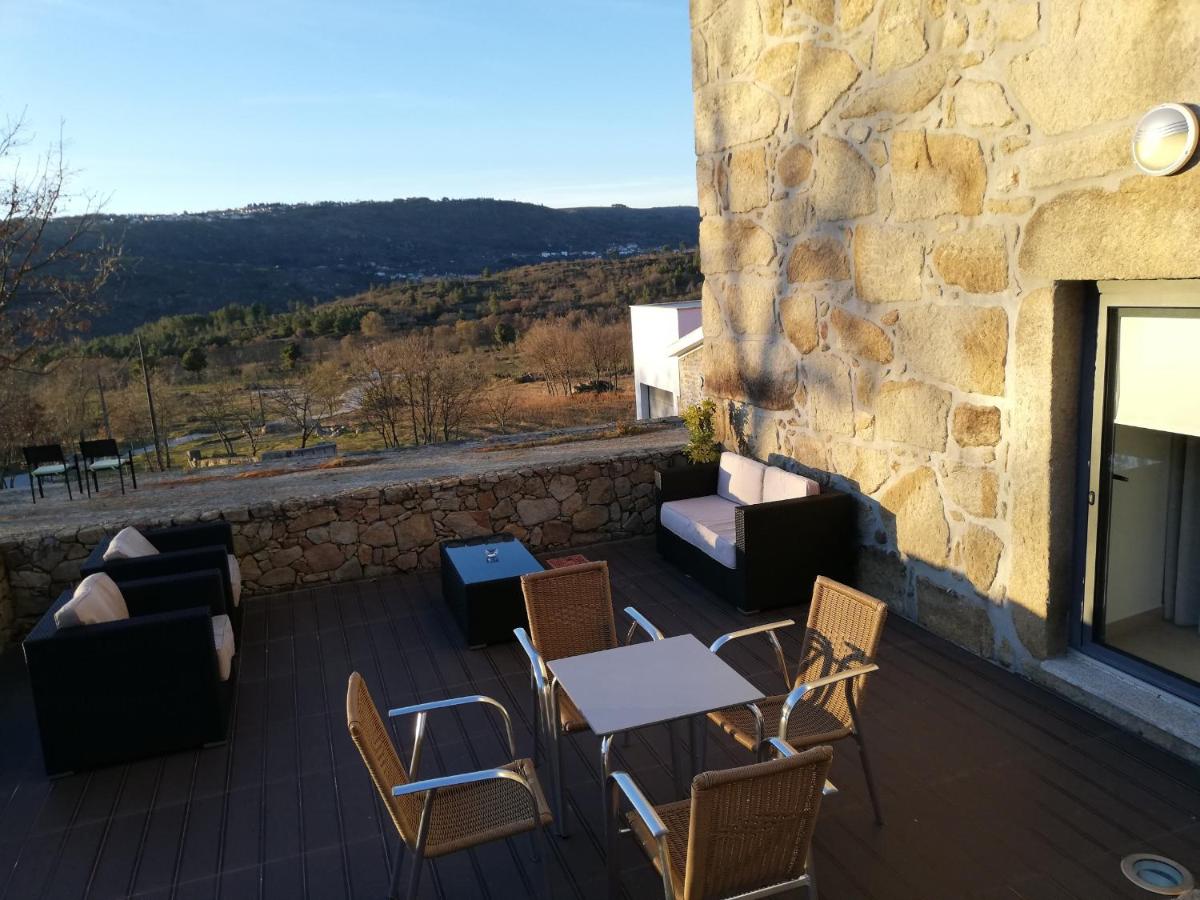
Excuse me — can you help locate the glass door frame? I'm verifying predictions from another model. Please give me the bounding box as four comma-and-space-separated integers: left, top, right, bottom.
1075, 280, 1200, 705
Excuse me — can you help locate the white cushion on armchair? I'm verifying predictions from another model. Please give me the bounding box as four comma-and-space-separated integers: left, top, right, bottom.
102, 526, 159, 561
227, 554, 242, 606
54, 573, 130, 629
660, 495, 740, 569
716, 452, 767, 506
763, 467, 820, 502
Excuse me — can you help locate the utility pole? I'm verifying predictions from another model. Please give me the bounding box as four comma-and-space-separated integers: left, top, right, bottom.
137, 335, 164, 471
97, 374, 112, 438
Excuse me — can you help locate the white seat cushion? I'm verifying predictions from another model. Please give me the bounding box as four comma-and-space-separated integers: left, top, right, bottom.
31, 463, 67, 477
211, 614, 235, 681
660, 495, 740, 569
763, 467, 820, 502
102, 526, 160, 562
88, 457, 122, 471
55, 574, 130, 629
227, 554, 242, 607
717, 452, 767, 506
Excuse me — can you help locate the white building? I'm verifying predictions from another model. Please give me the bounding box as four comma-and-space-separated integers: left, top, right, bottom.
629, 301, 703, 419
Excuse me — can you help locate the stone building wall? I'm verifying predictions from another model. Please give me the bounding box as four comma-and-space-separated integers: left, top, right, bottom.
0, 449, 683, 646
678, 346, 706, 412
691, 0, 1200, 672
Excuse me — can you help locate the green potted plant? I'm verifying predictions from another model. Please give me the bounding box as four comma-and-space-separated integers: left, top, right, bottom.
681, 399, 720, 464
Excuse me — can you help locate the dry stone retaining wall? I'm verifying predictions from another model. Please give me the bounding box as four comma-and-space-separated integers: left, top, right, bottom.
691, 0, 1200, 672
0, 449, 683, 646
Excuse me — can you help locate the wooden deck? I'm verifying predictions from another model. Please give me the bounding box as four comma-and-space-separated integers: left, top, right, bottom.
1, 537, 1197, 899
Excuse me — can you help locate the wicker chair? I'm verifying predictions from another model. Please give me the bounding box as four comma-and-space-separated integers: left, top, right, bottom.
513, 560, 664, 836
345, 673, 553, 900
705, 576, 888, 824
609, 739, 833, 900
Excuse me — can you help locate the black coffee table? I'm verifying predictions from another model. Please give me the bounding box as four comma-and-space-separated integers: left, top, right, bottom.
439, 535, 543, 648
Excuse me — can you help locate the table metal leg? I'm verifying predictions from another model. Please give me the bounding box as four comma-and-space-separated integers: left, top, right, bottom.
667, 720, 685, 798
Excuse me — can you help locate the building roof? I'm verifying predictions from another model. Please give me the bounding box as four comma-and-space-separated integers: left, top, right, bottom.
666, 325, 703, 357
628, 299, 702, 310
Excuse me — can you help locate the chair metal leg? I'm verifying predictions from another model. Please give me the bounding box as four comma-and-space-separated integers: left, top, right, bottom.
404, 851, 424, 900
551, 720, 567, 837
387, 839, 406, 900
854, 729, 884, 825
531, 677, 541, 767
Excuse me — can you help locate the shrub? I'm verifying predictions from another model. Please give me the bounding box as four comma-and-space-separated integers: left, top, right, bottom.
681, 399, 719, 464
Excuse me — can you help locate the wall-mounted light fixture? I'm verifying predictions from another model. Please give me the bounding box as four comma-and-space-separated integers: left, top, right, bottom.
1132, 103, 1199, 176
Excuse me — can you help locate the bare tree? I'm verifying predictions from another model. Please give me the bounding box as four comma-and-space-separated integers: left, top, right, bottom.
272, 375, 322, 448
434, 355, 476, 442
483, 382, 519, 434
0, 372, 49, 485
0, 113, 121, 372
195, 383, 245, 456
350, 342, 407, 448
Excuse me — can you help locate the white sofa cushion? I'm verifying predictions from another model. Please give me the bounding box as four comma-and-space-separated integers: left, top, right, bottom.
54, 574, 130, 629
211, 614, 236, 681
660, 495, 739, 569
717, 452, 767, 506
763, 467, 820, 502
102, 526, 159, 562
227, 554, 242, 607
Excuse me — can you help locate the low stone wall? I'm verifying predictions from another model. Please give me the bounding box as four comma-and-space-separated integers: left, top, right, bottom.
0, 448, 684, 645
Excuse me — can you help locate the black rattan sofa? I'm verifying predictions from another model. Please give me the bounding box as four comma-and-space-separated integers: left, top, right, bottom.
80, 522, 242, 635
23, 570, 235, 775
655, 453, 857, 614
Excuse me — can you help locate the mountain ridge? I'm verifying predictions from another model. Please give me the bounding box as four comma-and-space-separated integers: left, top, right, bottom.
77, 197, 699, 334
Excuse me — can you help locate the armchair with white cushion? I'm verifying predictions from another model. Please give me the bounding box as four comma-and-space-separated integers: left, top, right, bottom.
80, 522, 243, 635
23, 570, 235, 775
655, 451, 857, 613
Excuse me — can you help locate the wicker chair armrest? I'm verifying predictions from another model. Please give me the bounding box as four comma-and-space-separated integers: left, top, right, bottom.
391, 765, 534, 799
513, 627, 548, 694
608, 770, 675, 900
623, 606, 665, 644
654, 463, 719, 503
765, 738, 839, 796
709, 619, 795, 688
389, 694, 517, 762
780, 663, 880, 735
608, 770, 668, 837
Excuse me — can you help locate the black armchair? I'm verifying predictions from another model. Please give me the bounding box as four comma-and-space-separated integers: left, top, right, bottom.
22, 570, 234, 775
79, 438, 138, 496
80, 522, 242, 634
655, 463, 857, 614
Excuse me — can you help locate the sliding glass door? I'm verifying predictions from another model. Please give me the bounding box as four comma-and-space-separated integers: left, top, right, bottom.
1082, 282, 1200, 698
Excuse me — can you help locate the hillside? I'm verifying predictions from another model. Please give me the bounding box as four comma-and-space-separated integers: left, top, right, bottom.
81, 198, 698, 333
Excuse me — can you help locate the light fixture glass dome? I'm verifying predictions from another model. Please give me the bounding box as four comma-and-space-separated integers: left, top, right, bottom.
1121, 853, 1196, 895
1132, 103, 1199, 176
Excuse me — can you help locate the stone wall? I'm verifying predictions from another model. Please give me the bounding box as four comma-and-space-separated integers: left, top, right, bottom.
678, 346, 706, 412
0, 449, 683, 645
690, 0, 1200, 672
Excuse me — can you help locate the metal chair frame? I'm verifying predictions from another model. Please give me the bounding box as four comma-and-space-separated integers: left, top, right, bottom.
383, 694, 553, 900
78, 439, 138, 497
22, 444, 75, 503
514, 604, 664, 837
608, 737, 834, 900
704, 618, 885, 825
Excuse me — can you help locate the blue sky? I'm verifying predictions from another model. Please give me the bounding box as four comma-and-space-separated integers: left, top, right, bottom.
3, 0, 696, 214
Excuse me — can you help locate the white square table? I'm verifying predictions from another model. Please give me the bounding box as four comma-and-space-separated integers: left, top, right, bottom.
547, 634, 765, 794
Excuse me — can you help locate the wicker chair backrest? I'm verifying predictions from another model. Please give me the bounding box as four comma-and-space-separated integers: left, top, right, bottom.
683, 745, 832, 900
346, 672, 420, 846
794, 576, 887, 728
520, 561, 617, 662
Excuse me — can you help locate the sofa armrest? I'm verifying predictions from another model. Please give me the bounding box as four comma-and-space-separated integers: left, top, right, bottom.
147, 522, 234, 554
734, 491, 858, 596
119, 570, 228, 618
93, 546, 234, 614
655, 463, 719, 504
